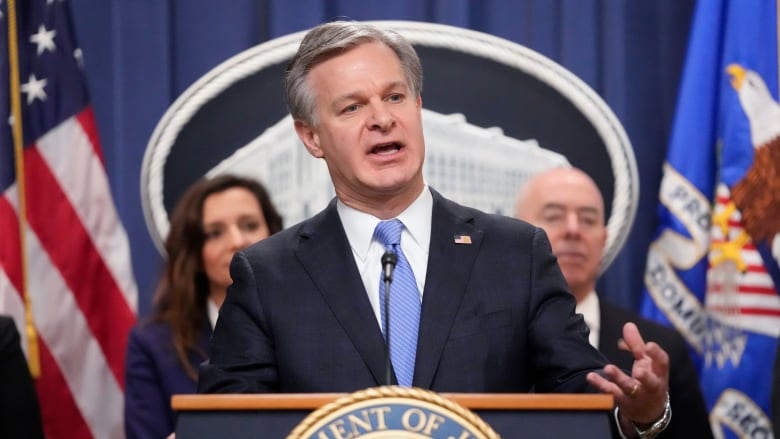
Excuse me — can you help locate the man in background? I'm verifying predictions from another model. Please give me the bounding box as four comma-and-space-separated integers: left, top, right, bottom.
516, 167, 713, 438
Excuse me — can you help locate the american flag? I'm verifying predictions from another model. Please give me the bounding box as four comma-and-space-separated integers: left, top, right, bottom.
453, 235, 472, 245
0, 1, 138, 438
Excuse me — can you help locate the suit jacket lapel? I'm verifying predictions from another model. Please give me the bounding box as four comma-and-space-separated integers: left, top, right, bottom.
414, 191, 483, 388
295, 201, 389, 385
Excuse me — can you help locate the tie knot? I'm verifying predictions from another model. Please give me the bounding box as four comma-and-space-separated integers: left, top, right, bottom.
374, 219, 403, 248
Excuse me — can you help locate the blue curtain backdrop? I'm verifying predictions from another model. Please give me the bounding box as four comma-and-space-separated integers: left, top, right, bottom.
67, 0, 695, 317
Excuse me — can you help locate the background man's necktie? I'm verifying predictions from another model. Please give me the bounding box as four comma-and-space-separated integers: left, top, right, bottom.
374, 219, 421, 387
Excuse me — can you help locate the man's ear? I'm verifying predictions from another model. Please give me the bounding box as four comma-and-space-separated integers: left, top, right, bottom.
294, 120, 323, 158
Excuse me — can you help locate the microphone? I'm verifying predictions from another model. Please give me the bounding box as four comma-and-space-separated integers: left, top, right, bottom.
380, 251, 397, 385
381, 251, 397, 282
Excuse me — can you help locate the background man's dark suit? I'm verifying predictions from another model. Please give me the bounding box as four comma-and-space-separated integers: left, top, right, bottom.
0, 316, 45, 439
199, 190, 608, 394
598, 301, 713, 438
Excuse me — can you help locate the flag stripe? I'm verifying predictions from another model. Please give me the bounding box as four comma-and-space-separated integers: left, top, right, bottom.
0, 195, 23, 295
36, 113, 138, 312
23, 144, 134, 383
740, 265, 776, 274
707, 284, 778, 295
75, 108, 103, 163
707, 306, 780, 317
707, 293, 780, 310
708, 267, 776, 287
35, 340, 92, 439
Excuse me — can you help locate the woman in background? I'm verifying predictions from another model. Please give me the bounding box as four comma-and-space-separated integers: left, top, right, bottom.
124, 175, 283, 439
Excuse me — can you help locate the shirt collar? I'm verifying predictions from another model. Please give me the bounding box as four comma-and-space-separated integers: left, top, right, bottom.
337, 185, 432, 260
575, 290, 600, 345
207, 297, 219, 330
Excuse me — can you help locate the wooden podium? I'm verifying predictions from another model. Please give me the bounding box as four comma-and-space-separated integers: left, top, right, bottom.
173, 393, 614, 438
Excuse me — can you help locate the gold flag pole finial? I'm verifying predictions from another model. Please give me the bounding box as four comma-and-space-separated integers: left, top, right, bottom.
6, 0, 40, 378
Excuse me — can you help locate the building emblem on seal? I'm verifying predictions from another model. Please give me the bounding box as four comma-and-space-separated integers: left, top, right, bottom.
287, 386, 499, 439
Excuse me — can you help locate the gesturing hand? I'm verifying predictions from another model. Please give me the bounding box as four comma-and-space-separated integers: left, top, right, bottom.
586, 322, 670, 429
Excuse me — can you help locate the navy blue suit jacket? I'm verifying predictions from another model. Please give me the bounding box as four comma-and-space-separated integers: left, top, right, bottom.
598, 301, 713, 438
199, 189, 608, 394
125, 319, 211, 439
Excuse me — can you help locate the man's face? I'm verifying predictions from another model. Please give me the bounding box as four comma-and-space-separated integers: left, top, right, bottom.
516, 169, 607, 299
294, 42, 425, 211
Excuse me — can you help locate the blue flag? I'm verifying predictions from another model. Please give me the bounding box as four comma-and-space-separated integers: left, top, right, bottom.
641, 0, 780, 437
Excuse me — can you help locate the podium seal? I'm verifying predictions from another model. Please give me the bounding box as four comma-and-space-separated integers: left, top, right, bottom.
287, 386, 499, 439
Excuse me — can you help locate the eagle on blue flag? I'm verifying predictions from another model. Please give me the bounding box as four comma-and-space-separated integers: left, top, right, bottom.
640, 1, 780, 437
727, 64, 780, 262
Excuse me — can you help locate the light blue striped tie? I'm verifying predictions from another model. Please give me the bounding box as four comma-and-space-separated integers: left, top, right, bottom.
375, 219, 420, 387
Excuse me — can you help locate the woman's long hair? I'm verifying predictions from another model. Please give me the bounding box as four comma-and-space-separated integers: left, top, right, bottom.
150, 175, 283, 380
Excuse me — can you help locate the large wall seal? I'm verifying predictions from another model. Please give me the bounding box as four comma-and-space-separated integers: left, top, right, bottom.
141, 20, 637, 273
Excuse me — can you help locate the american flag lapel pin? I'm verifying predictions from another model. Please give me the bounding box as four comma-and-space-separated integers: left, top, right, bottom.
453, 235, 472, 244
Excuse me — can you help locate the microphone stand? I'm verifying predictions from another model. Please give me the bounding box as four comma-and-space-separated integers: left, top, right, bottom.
381, 251, 397, 386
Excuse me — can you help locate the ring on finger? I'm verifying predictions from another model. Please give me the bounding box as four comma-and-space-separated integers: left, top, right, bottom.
629, 382, 639, 397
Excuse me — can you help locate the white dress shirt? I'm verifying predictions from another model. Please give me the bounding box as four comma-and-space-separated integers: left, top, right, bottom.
337, 186, 432, 327
575, 290, 601, 349
208, 297, 219, 330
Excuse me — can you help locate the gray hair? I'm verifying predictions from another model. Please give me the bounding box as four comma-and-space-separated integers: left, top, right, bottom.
284, 21, 423, 126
